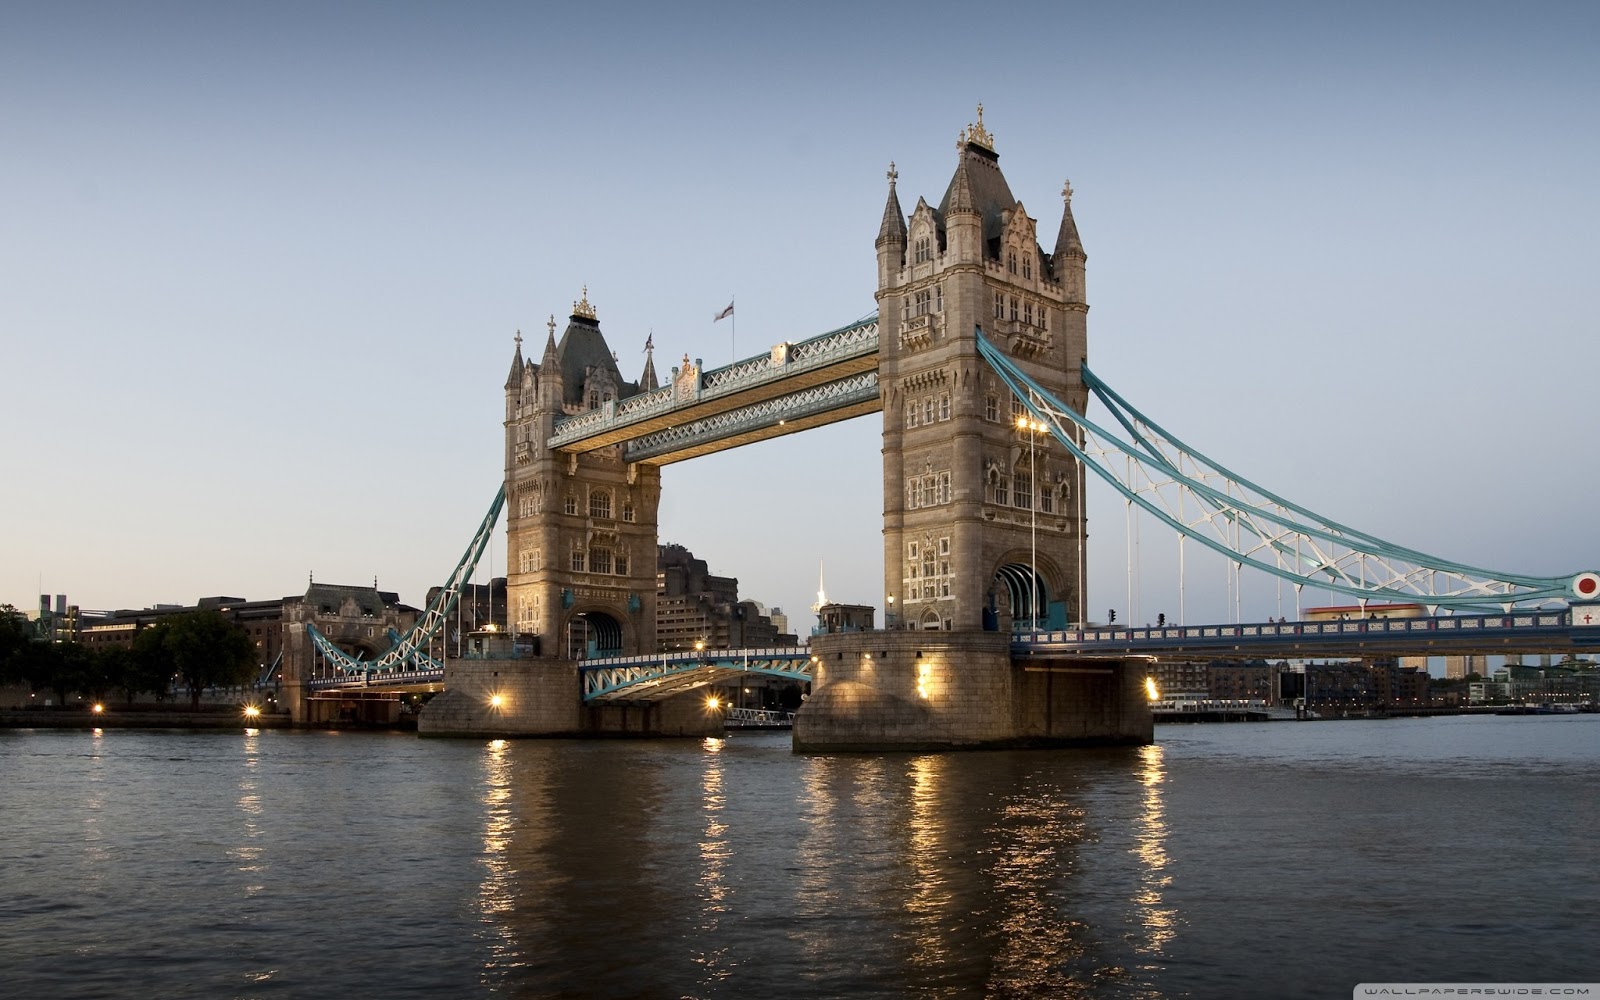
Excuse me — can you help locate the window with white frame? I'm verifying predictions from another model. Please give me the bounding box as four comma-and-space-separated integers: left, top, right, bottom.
589, 489, 612, 519
564, 495, 577, 515
939, 394, 950, 420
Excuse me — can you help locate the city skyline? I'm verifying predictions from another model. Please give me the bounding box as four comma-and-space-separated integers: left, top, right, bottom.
4, 2, 1597, 628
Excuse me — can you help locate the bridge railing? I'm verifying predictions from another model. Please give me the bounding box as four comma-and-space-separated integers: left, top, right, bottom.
549, 316, 878, 449
1015, 609, 1576, 650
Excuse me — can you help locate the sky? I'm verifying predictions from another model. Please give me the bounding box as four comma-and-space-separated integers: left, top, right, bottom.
3, 1, 1597, 631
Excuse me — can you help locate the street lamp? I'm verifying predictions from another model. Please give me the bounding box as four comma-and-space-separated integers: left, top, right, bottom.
886, 594, 895, 629
1016, 414, 1047, 633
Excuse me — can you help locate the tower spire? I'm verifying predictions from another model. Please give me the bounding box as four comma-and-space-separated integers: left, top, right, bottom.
876, 161, 906, 248
640, 332, 659, 392
1053, 179, 1085, 262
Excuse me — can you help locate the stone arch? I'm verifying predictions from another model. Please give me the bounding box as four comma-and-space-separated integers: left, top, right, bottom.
565, 608, 625, 659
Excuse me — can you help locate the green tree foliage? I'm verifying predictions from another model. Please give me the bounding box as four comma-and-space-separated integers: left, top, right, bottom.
0, 604, 33, 685
133, 611, 257, 708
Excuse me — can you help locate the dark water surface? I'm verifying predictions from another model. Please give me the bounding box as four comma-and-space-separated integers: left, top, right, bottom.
1, 715, 1595, 999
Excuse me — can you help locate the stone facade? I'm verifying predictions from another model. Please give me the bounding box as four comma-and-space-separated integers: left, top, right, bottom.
418, 658, 720, 738
503, 293, 663, 660
875, 108, 1090, 633
796, 630, 1150, 750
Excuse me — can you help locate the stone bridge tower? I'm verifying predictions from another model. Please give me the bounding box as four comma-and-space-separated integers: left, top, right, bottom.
503, 291, 662, 659
875, 107, 1090, 632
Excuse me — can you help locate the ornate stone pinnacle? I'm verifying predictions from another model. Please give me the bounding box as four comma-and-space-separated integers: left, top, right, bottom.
960, 103, 994, 151
547, 314, 556, 337
887, 161, 898, 185
572, 285, 597, 320
514, 328, 523, 350
1062, 179, 1074, 204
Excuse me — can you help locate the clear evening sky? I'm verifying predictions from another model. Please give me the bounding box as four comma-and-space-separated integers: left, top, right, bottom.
3, 1, 1596, 627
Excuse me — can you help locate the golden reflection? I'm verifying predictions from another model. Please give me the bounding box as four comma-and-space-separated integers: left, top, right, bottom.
985, 768, 1091, 994
693, 738, 732, 985
1132, 743, 1177, 955
902, 754, 954, 971
476, 737, 520, 982
230, 728, 267, 898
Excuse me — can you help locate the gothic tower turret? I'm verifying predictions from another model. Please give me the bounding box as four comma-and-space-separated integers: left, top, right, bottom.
876, 107, 1088, 632
504, 291, 662, 660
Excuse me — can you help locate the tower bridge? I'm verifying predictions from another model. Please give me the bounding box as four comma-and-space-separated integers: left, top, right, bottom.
280, 108, 1597, 746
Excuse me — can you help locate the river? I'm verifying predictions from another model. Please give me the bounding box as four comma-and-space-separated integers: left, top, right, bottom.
1, 715, 1595, 999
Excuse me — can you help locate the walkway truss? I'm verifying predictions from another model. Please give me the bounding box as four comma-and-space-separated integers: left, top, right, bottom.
976, 329, 1591, 613
305, 486, 505, 688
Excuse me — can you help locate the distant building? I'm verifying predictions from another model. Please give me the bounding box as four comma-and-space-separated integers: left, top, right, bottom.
1443, 654, 1487, 679
655, 543, 797, 651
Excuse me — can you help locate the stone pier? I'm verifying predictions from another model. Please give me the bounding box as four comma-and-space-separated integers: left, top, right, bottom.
418, 658, 722, 738
794, 631, 1152, 752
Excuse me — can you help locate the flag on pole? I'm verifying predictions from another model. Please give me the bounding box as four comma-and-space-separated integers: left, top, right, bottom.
713, 301, 734, 322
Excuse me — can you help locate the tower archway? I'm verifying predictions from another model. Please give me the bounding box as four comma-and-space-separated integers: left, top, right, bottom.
566, 609, 625, 659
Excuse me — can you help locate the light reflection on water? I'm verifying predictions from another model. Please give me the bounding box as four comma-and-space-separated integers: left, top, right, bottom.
0, 716, 1595, 999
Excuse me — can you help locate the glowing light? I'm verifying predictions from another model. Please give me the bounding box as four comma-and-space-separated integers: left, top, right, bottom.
694, 640, 706, 652
242, 705, 261, 719
706, 695, 721, 711
1145, 677, 1160, 701
916, 662, 931, 699
489, 694, 504, 708
91, 703, 104, 714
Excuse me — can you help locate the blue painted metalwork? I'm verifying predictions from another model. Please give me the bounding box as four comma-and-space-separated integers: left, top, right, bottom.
622, 370, 878, 463
975, 328, 1590, 611
580, 647, 814, 702
306, 486, 504, 683
548, 315, 879, 451
1012, 609, 1593, 659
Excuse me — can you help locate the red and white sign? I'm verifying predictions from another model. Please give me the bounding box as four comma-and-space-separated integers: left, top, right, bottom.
1573, 572, 1600, 600
1573, 605, 1600, 627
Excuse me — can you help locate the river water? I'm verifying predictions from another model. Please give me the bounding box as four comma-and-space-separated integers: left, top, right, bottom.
1, 715, 1595, 999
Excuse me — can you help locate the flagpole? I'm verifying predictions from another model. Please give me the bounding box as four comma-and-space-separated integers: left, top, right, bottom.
731, 295, 736, 363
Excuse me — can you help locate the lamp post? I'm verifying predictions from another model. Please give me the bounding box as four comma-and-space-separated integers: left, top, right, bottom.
1016, 414, 1046, 633
886, 594, 895, 630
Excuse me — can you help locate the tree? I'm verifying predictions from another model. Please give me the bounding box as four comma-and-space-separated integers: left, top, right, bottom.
0, 604, 33, 686
133, 611, 257, 709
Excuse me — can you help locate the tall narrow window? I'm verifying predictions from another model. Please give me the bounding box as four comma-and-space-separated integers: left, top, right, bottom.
922, 398, 934, 424
571, 550, 585, 572
939, 394, 950, 420
589, 490, 612, 519
985, 395, 998, 422
622, 501, 635, 522
994, 292, 1004, 319
564, 495, 577, 516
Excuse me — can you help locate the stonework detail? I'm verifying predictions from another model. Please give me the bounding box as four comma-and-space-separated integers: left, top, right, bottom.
503, 302, 663, 659
875, 114, 1090, 632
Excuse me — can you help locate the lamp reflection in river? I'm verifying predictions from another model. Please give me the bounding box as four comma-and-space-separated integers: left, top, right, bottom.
1132, 743, 1176, 955
478, 738, 517, 971
902, 754, 954, 972
695, 737, 732, 987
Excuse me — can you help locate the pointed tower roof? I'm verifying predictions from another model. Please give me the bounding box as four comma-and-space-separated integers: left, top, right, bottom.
540, 314, 561, 373
937, 105, 1017, 243
640, 332, 660, 392
1052, 179, 1086, 262
556, 287, 632, 405
504, 329, 525, 389
876, 161, 906, 247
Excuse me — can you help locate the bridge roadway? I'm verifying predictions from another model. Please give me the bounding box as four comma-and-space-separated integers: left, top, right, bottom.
305, 607, 1598, 699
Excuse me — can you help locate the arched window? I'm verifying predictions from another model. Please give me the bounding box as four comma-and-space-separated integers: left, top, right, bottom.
589, 490, 612, 519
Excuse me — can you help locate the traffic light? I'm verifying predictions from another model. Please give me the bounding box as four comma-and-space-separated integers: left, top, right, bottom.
1157, 613, 1166, 627
1108, 609, 1116, 623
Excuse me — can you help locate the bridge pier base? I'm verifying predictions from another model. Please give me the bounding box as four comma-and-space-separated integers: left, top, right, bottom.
794, 631, 1152, 752
418, 659, 721, 738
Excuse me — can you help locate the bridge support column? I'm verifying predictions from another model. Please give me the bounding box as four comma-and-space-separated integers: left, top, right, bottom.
418, 659, 722, 738
794, 631, 1151, 751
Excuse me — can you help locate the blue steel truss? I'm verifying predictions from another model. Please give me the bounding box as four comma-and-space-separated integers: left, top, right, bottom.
976, 328, 1590, 612
580, 648, 814, 702
306, 486, 504, 679
549, 315, 879, 451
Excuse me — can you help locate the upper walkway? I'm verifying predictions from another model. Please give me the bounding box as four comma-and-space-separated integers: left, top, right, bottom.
548, 316, 880, 464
